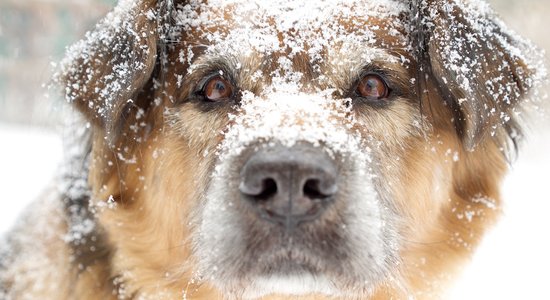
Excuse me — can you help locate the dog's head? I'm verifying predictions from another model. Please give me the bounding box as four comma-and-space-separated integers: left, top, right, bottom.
57, 0, 544, 298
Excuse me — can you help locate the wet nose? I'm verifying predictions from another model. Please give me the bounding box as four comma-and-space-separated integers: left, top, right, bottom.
239, 145, 338, 230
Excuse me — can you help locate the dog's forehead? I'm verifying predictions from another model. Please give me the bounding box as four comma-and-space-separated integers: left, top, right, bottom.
174, 0, 411, 62
169, 1, 414, 156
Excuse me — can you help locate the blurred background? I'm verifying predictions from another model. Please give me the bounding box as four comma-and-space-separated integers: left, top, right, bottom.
0, 0, 548, 299
0, 0, 115, 125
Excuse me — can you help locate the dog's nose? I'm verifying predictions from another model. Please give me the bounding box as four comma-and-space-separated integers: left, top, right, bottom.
239, 145, 338, 229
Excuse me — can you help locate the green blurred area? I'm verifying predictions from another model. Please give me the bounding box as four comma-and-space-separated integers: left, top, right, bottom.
0, 0, 548, 127
0, 0, 115, 125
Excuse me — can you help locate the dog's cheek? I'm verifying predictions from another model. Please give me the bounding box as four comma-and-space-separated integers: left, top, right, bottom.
354, 102, 460, 250
391, 135, 456, 229
91, 131, 220, 289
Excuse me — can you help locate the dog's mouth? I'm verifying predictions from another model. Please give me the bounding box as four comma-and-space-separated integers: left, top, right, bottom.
238, 217, 350, 276
210, 218, 353, 297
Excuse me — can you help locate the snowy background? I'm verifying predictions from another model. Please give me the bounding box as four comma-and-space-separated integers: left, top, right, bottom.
0, 0, 549, 299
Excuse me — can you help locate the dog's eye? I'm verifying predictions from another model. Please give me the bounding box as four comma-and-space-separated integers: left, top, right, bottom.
203, 76, 233, 102
357, 74, 390, 100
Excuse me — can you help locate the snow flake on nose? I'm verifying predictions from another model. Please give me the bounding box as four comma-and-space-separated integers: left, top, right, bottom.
216, 88, 370, 169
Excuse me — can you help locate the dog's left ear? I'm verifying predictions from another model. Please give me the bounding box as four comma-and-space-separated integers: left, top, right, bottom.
57, 0, 160, 139
415, 0, 544, 150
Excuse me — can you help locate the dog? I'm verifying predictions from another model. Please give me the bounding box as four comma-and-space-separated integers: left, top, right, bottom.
0, 0, 545, 299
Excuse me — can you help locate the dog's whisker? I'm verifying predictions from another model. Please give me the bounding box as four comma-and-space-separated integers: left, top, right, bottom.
400, 238, 447, 246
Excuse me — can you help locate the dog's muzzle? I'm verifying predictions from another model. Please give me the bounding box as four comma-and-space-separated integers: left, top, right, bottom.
239, 144, 338, 230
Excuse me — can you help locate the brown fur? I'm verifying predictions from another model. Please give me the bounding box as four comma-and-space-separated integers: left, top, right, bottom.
0, 0, 543, 299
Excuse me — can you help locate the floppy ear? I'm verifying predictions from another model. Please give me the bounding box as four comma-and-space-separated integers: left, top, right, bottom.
57, 0, 159, 139
415, 0, 544, 150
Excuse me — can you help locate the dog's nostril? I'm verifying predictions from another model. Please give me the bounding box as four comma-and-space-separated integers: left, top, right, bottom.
239, 177, 278, 200
239, 145, 338, 228
303, 178, 338, 199
257, 178, 278, 200
303, 179, 325, 199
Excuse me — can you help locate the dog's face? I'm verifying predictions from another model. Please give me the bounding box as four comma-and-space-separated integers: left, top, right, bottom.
58, 0, 543, 298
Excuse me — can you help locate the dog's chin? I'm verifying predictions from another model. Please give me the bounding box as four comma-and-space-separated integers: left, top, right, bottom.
212, 251, 380, 299
238, 274, 340, 299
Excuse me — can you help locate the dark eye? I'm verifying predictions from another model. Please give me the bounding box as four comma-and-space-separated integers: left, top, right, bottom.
356, 74, 390, 100
203, 76, 233, 102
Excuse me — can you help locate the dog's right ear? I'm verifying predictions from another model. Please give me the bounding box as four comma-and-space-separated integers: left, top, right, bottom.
412, 0, 545, 151
57, 0, 159, 137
